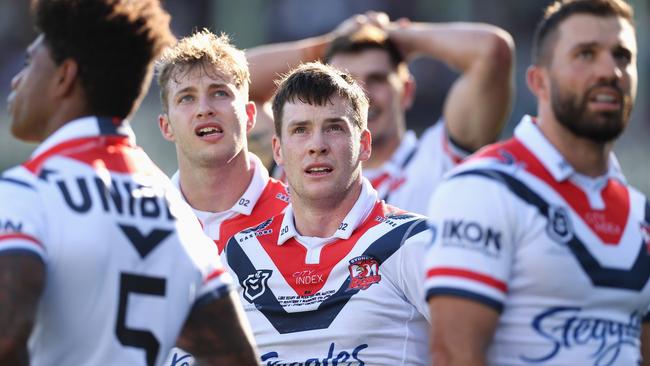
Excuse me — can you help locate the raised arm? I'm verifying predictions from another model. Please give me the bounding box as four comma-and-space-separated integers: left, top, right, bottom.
246, 13, 377, 105
0, 255, 45, 365
177, 291, 258, 366
386, 21, 514, 151
247, 36, 330, 104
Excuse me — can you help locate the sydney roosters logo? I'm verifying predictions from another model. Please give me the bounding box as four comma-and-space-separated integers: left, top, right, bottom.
347, 255, 381, 291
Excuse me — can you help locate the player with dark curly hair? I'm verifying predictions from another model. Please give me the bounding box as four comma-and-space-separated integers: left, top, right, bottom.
1, 1, 259, 365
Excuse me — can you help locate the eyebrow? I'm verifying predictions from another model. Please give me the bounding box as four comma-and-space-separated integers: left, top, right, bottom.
172, 82, 230, 96
323, 117, 348, 124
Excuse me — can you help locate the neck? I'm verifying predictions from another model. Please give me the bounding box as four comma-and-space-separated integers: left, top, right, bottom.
537, 110, 612, 177
40, 98, 91, 142
291, 177, 364, 238
178, 151, 254, 212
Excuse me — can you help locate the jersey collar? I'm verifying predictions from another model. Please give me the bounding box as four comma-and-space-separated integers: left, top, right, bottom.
515, 115, 625, 183
32, 116, 136, 158
278, 178, 378, 245
171, 153, 270, 217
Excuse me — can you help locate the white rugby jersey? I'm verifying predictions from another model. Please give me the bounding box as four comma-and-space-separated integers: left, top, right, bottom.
166, 154, 289, 366
225, 179, 431, 365
424, 115, 650, 366
0, 117, 230, 366
171, 154, 289, 254
364, 121, 470, 215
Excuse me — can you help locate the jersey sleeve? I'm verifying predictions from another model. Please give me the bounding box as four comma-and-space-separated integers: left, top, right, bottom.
0, 175, 47, 262
397, 223, 433, 321
169, 191, 233, 309
421, 120, 473, 167
423, 174, 515, 313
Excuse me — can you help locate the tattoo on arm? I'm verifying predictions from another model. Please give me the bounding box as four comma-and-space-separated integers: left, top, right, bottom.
0, 255, 45, 365
178, 291, 258, 366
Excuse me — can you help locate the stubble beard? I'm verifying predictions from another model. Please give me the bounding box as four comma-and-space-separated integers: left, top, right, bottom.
550, 78, 633, 144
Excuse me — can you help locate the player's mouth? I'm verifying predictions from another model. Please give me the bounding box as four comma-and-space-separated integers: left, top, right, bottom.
304, 164, 333, 176
587, 88, 622, 112
194, 124, 223, 138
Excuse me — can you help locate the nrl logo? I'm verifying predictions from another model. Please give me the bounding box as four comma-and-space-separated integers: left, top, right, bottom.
347, 255, 381, 291
242, 269, 272, 303
547, 206, 573, 244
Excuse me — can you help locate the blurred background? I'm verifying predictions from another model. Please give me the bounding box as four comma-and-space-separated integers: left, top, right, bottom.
1, 0, 648, 195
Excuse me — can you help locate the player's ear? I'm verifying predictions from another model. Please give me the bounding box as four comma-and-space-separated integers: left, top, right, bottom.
401, 74, 416, 110
158, 114, 175, 142
245, 101, 257, 133
526, 65, 550, 102
272, 134, 283, 166
53, 58, 79, 99
359, 128, 372, 162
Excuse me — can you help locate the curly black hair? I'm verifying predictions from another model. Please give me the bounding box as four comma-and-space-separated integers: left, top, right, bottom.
32, 0, 176, 118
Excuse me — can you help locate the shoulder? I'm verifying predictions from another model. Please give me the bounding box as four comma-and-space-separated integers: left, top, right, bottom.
0, 165, 38, 191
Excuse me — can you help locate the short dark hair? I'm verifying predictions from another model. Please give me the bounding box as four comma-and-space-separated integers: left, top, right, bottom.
33, 0, 175, 119
324, 25, 409, 79
156, 30, 250, 113
532, 0, 635, 65
272, 62, 369, 137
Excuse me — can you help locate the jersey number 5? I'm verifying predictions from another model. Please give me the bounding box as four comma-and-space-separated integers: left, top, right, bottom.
115, 272, 166, 366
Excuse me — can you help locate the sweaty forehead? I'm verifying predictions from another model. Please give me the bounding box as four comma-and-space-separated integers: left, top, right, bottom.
555, 14, 637, 54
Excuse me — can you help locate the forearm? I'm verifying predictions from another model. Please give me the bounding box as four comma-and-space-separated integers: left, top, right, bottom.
179, 291, 258, 366
430, 344, 488, 366
391, 22, 513, 73
425, 22, 513, 149
247, 35, 332, 103
0, 255, 45, 365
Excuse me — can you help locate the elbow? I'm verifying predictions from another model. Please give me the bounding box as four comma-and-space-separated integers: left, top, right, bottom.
482, 29, 514, 75
429, 341, 453, 366
430, 339, 487, 366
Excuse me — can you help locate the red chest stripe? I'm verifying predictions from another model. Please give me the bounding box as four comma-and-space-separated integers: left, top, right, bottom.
258, 203, 386, 297
215, 180, 289, 254
476, 139, 629, 244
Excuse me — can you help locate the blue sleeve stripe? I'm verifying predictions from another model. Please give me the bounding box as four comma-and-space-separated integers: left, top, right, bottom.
426, 286, 503, 313
191, 284, 232, 312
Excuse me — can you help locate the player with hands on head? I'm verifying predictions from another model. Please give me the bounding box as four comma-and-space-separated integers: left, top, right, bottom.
247, 11, 514, 214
